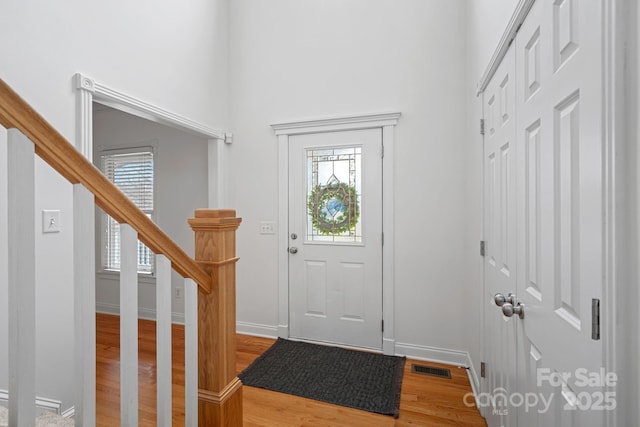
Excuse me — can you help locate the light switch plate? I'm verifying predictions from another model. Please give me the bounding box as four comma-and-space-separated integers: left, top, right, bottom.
260, 221, 276, 235
42, 210, 61, 233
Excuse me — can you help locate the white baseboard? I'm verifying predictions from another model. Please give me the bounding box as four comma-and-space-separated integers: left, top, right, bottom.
0, 390, 62, 415
466, 358, 480, 396
96, 302, 185, 324
277, 324, 289, 338
396, 342, 481, 398
383, 338, 395, 356
138, 307, 185, 325
395, 342, 471, 367
236, 321, 278, 339
96, 307, 281, 339
61, 406, 75, 418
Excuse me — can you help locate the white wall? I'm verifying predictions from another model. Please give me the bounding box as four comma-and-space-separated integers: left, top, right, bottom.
0, 0, 229, 413
93, 107, 209, 322
229, 0, 471, 354
464, 0, 520, 380
0, 129, 7, 400
633, 2, 640, 423
466, 0, 520, 83
624, 0, 640, 423
4, 0, 631, 419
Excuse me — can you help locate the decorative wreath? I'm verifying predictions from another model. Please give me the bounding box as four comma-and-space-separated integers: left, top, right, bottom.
307, 182, 359, 235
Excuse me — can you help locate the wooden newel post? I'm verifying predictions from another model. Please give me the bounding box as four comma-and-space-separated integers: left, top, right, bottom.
188, 209, 243, 426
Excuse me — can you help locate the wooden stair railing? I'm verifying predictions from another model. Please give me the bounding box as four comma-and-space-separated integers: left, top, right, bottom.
189, 210, 243, 425
0, 79, 242, 426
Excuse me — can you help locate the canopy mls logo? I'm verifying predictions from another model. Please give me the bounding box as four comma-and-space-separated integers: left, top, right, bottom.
465, 368, 618, 414
464, 387, 554, 415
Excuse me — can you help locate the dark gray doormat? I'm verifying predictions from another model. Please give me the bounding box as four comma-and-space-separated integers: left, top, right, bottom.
238, 338, 406, 418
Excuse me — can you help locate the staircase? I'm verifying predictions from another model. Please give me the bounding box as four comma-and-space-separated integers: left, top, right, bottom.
0, 406, 74, 427
0, 79, 242, 426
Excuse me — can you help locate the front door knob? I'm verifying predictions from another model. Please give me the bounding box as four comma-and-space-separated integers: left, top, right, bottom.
289, 247, 298, 254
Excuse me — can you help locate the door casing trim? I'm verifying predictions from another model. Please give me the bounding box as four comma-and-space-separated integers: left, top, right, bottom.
271, 112, 400, 355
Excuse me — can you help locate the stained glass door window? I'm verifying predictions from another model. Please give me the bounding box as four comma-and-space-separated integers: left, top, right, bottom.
306, 146, 362, 243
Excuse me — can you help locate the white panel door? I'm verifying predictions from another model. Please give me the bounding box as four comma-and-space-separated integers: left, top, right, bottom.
483, 45, 518, 427
288, 129, 383, 350
514, 0, 604, 425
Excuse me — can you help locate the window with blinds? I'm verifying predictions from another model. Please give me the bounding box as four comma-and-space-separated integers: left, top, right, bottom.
100, 149, 155, 274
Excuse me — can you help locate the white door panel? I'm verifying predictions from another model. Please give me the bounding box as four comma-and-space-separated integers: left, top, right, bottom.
514, 0, 604, 425
483, 1, 604, 426
483, 45, 517, 427
288, 129, 383, 350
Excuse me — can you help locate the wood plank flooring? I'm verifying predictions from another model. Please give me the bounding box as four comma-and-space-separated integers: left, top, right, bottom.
96, 313, 487, 426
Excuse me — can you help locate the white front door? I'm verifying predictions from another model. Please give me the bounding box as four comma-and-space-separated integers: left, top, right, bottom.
288, 128, 383, 350
482, 0, 606, 425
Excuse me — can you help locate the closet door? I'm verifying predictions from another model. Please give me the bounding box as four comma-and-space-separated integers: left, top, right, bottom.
482, 45, 517, 427
483, 1, 606, 425
514, 0, 605, 425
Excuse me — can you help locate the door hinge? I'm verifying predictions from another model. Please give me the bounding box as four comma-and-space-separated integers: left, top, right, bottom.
592, 298, 600, 340
381, 144, 385, 158
480, 240, 486, 257
381, 232, 384, 246
480, 119, 485, 135
381, 319, 385, 332
480, 361, 486, 378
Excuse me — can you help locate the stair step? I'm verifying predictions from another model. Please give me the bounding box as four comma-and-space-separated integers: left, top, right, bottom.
0, 406, 75, 427
35, 412, 75, 427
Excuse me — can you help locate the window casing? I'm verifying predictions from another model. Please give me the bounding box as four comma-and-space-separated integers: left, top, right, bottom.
100, 148, 155, 274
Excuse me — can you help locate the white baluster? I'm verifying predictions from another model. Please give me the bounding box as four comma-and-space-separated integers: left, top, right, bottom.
156, 255, 172, 427
7, 129, 35, 427
184, 278, 198, 427
73, 184, 96, 426
120, 224, 138, 426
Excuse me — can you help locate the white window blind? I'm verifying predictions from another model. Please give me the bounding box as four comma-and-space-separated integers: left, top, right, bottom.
100, 149, 154, 274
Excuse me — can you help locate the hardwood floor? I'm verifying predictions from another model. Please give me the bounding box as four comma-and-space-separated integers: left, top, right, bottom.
96, 313, 487, 426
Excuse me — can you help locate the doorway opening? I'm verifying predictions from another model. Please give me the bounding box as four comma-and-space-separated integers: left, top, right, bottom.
271, 112, 400, 355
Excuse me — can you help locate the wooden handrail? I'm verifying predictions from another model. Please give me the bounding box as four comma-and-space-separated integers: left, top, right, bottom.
0, 79, 212, 293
